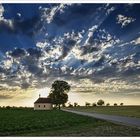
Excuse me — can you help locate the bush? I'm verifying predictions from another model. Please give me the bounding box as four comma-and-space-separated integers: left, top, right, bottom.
106, 103, 110, 106
85, 102, 91, 107
74, 102, 78, 107
114, 103, 117, 106
92, 103, 97, 106
120, 103, 124, 106
6, 106, 11, 109
68, 103, 73, 107
97, 99, 105, 106
53, 106, 58, 110
62, 104, 66, 107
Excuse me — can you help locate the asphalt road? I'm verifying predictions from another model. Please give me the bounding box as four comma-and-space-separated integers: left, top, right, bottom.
62, 109, 140, 128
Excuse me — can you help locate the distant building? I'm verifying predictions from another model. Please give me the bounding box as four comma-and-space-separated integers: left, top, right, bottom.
34, 94, 53, 110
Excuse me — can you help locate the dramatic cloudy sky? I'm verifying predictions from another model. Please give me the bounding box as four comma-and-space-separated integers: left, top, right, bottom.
0, 3, 140, 106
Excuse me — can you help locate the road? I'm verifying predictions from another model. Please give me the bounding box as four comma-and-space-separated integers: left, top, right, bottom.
62, 109, 140, 128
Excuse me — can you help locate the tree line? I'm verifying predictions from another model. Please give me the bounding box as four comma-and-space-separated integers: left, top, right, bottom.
68, 99, 124, 107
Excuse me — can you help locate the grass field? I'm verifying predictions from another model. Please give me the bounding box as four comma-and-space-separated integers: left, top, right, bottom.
67, 106, 140, 118
0, 108, 140, 136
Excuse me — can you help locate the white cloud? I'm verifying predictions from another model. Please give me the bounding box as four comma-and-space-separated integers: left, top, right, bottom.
0, 4, 14, 29
70, 46, 95, 63
134, 37, 140, 45
87, 69, 93, 75
116, 14, 135, 28
84, 25, 98, 46
61, 65, 67, 73
36, 41, 47, 48
96, 29, 121, 51
40, 4, 72, 24
3, 59, 13, 69
17, 13, 21, 17
106, 6, 115, 15
0, 4, 4, 20
120, 36, 140, 46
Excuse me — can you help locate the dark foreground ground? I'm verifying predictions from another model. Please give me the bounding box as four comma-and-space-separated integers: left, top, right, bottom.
0, 108, 140, 136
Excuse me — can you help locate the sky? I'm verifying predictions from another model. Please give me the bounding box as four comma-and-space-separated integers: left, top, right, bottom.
0, 3, 140, 107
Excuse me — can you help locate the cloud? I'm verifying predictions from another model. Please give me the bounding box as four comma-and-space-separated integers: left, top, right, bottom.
83, 25, 98, 46
0, 5, 15, 33
0, 4, 140, 93
13, 16, 40, 36
71, 77, 140, 96
0, 20, 15, 33
36, 41, 48, 49
17, 13, 21, 17
0, 47, 46, 89
8, 48, 26, 58
0, 5, 40, 36
0, 94, 13, 99
40, 4, 72, 24
134, 37, 140, 45
0, 23, 138, 90
116, 14, 135, 28
27, 48, 42, 58
0, 4, 4, 20
106, 6, 115, 15
20, 82, 30, 89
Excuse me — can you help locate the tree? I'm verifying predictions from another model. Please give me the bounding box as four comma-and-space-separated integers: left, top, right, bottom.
106, 103, 110, 106
62, 103, 66, 107
85, 102, 91, 107
92, 103, 97, 106
68, 102, 73, 107
97, 99, 105, 106
74, 102, 78, 107
114, 103, 117, 106
49, 80, 70, 109
120, 103, 124, 106
6, 106, 11, 109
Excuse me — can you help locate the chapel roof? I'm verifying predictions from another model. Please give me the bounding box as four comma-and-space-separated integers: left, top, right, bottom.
34, 97, 52, 104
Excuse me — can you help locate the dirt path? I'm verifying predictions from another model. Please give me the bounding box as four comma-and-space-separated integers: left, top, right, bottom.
62, 109, 140, 128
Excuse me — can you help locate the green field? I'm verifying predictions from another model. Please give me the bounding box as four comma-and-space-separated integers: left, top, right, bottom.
67, 106, 140, 118
0, 108, 140, 136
